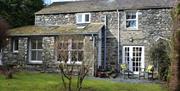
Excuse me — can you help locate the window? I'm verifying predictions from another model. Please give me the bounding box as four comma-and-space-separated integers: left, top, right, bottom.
126, 11, 138, 30
57, 39, 84, 64
12, 38, 19, 53
76, 13, 91, 24
29, 38, 43, 64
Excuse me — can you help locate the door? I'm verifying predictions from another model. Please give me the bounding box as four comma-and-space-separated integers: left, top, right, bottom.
0, 49, 2, 65
122, 46, 144, 74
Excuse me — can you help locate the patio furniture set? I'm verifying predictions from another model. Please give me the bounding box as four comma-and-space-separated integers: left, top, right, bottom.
96, 64, 154, 80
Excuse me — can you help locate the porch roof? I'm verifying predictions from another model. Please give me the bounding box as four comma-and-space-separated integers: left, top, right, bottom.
9, 23, 104, 36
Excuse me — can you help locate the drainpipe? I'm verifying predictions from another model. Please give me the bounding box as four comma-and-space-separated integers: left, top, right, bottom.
92, 34, 95, 76
117, 9, 120, 72
98, 30, 102, 67
104, 15, 107, 69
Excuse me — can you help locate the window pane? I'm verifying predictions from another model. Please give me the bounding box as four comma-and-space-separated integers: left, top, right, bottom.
72, 42, 77, 49
63, 42, 68, 49
37, 51, 42, 60
78, 42, 83, 49
77, 14, 82, 23
37, 39, 42, 49
85, 14, 89, 22
31, 51, 36, 60
126, 13, 136, 19
126, 20, 136, 28
57, 42, 63, 49
126, 14, 131, 19
14, 39, 19, 50
78, 51, 83, 61
59, 51, 68, 62
72, 51, 77, 61
131, 14, 136, 19
31, 40, 36, 49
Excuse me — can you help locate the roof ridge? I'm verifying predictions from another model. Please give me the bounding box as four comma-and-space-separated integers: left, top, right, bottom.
36, 0, 175, 14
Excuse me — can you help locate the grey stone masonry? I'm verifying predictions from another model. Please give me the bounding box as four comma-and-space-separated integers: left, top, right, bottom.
2, 34, 99, 75
2, 8, 172, 74
119, 9, 172, 66
35, 8, 172, 69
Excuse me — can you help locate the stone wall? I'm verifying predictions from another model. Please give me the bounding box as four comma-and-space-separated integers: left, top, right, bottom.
35, 11, 119, 67
35, 8, 172, 69
119, 9, 172, 66
2, 38, 28, 66
2, 35, 97, 75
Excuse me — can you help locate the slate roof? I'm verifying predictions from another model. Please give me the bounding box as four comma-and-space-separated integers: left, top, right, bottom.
36, 0, 176, 14
9, 23, 104, 36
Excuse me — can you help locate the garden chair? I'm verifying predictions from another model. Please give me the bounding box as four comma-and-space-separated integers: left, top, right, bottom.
139, 65, 154, 80
120, 64, 133, 79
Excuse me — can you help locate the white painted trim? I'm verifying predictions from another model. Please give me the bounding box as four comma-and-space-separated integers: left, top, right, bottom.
117, 9, 120, 71
12, 38, 19, 53
125, 11, 139, 30
29, 61, 43, 64
122, 46, 145, 74
67, 61, 82, 65
28, 38, 43, 64
56, 39, 84, 64
76, 13, 91, 24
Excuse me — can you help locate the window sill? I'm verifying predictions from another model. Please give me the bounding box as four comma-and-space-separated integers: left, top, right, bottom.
76, 22, 90, 24
29, 61, 43, 64
126, 28, 139, 31
59, 61, 82, 65
13, 51, 19, 53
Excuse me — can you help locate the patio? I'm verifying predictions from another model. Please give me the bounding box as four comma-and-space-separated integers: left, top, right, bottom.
91, 75, 161, 84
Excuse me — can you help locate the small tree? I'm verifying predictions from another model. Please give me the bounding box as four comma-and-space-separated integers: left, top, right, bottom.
0, 18, 9, 51
77, 54, 92, 91
0, 18, 14, 79
56, 35, 93, 91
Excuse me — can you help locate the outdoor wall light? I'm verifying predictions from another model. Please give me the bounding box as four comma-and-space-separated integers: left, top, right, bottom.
89, 36, 93, 41
129, 37, 133, 42
6, 38, 9, 41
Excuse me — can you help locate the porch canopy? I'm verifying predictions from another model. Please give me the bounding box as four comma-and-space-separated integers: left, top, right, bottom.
9, 23, 104, 36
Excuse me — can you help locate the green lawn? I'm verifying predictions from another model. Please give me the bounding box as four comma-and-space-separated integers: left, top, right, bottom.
0, 72, 167, 91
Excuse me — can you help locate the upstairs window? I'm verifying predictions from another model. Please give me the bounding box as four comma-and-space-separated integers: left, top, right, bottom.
12, 38, 19, 53
126, 11, 138, 30
76, 13, 91, 24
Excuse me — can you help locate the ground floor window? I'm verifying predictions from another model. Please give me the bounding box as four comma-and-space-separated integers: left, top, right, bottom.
57, 38, 84, 64
12, 38, 19, 53
29, 38, 43, 64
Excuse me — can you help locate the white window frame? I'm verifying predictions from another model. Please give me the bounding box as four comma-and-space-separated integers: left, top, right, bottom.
29, 38, 43, 64
125, 11, 138, 30
122, 46, 144, 74
57, 39, 84, 65
12, 38, 19, 53
76, 13, 91, 24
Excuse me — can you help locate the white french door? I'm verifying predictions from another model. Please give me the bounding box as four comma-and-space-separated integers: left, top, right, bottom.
122, 46, 144, 74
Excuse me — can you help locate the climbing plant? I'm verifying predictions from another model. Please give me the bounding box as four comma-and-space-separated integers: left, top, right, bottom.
149, 40, 170, 81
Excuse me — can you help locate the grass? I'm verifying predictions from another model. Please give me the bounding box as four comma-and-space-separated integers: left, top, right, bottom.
0, 72, 167, 91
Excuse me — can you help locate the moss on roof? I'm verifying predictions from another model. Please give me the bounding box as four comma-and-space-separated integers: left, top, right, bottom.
36, 0, 175, 14
9, 23, 104, 36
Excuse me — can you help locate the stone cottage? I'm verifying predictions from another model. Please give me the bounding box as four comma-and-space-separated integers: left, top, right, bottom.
0, 0, 175, 75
